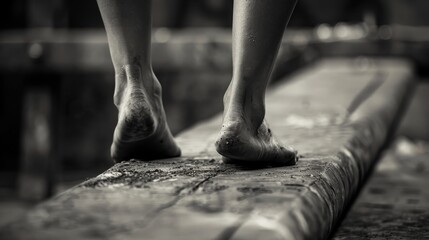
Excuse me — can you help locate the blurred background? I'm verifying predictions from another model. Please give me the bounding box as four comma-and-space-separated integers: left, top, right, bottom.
1, 0, 429, 228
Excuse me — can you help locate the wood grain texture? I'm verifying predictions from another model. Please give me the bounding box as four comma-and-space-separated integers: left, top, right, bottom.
0, 58, 414, 240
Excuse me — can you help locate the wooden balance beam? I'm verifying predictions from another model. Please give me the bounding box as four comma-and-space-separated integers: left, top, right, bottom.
0, 57, 414, 240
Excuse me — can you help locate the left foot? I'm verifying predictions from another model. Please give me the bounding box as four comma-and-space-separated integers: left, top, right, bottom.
110, 65, 180, 162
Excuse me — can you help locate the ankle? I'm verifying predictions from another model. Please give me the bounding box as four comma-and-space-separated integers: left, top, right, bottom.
224, 80, 264, 103
113, 64, 161, 107
111, 52, 151, 72
223, 98, 265, 132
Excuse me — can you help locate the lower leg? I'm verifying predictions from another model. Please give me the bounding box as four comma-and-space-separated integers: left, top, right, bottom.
97, 0, 180, 161
216, 0, 298, 164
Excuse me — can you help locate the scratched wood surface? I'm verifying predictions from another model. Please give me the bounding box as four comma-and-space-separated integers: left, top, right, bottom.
0, 58, 413, 240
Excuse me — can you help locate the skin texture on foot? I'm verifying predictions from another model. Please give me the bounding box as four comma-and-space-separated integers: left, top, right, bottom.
215, 106, 298, 166
111, 65, 180, 162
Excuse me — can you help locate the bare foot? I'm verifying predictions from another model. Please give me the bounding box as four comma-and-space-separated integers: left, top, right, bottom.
215, 87, 298, 165
111, 65, 180, 162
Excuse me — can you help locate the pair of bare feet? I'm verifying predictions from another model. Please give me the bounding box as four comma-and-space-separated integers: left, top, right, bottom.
96, 0, 299, 165
111, 64, 298, 165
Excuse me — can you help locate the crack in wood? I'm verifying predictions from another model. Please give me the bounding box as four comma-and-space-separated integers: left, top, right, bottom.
135, 166, 230, 231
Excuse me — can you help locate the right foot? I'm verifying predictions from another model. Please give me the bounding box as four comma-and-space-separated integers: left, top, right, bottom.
111, 65, 180, 162
216, 117, 298, 165
215, 85, 298, 165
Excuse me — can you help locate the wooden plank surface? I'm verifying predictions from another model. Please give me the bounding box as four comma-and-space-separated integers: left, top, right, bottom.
0, 58, 413, 240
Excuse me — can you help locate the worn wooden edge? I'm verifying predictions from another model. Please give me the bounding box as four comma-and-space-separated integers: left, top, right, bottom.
288, 70, 414, 240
